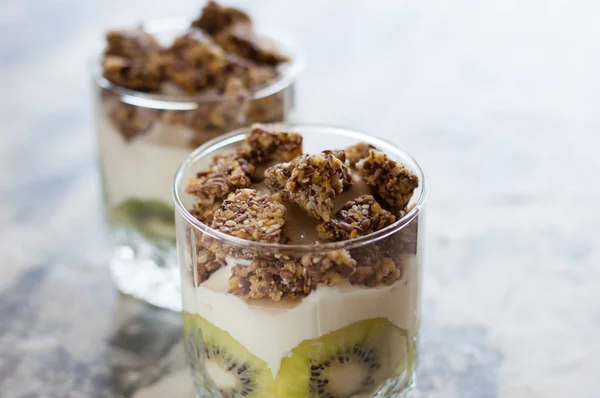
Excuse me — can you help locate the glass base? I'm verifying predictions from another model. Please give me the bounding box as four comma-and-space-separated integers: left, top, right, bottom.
194, 384, 413, 398
374, 375, 415, 397
192, 374, 414, 398
110, 237, 181, 312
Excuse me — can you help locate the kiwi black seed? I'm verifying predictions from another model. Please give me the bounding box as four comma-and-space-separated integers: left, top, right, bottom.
275, 318, 409, 398
184, 313, 274, 398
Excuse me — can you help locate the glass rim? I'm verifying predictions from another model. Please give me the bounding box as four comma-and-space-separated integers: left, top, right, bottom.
91, 17, 305, 111
173, 124, 429, 253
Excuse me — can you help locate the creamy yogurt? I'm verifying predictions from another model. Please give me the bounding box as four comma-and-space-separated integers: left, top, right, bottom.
181, 255, 419, 377
96, 108, 193, 206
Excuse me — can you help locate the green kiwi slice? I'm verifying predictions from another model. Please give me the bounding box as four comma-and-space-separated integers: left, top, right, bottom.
275, 318, 410, 398
184, 313, 275, 397
110, 199, 176, 243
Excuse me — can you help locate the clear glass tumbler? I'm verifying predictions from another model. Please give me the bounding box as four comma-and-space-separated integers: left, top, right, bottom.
93, 19, 303, 311
173, 126, 427, 397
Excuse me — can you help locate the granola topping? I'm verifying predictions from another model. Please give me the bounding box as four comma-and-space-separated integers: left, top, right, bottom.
184, 126, 421, 297
100, 2, 292, 147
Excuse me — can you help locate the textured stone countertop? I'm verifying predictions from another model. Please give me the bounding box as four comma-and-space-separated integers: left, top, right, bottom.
1, 0, 599, 397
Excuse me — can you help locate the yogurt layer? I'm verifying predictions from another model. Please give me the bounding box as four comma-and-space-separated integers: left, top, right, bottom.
181, 255, 419, 377
96, 110, 193, 206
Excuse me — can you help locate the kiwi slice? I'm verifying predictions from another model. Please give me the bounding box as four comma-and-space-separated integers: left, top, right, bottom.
110, 199, 176, 243
275, 318, 410, 398
184, 313, 275, 397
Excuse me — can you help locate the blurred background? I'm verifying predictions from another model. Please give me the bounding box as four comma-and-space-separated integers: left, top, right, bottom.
1, 0, 599, 397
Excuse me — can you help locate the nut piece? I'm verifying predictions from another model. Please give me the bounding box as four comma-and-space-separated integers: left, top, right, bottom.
345, 142, 376, 166
241, 123, 303, 163
356, 150, 419, 211
186, 151, 254, 204
229, 256, 311, 300
300, 250, 357, 287
192, 0, 251, 35
210, 189, 286, 243
102, 28, 164, 91
267, 151, 351, 221
317, 195, 396, 241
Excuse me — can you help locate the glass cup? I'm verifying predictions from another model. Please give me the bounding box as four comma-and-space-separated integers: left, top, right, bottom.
93, 18, 303, 311
173, 125, 427, 398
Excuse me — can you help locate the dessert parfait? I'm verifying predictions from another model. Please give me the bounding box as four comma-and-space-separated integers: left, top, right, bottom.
174, 124, 427, 397
93, 1, 302, 310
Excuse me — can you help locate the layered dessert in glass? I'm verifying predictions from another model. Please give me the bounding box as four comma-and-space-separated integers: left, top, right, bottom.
93, 1, 302, 310
173, 124, 427, 397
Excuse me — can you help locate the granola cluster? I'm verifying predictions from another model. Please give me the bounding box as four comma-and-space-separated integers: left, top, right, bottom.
187, 151, 254, 203
184, 125, 421, 299
190, 200, 221, 224
350, 245, 402, 287
106, 103, 158, 141
300, 250, 357, 287
210, 189, 286, 244
344, 142, 375, 166
241, 123, 303, 162
229, 256, 310, 300
102, 28, 164, 91
263, 161, 293, 191
192, 2, 289, 67
265, 151, 350, 221
349, 216, 420, 287
100, 1, 291, 147
356, 149, 419, 210
191, 246, 227, 285
185, 226, 227, 285
317, 195, 397, 241
192, 1, 251, 35
162, 30, 231, 94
